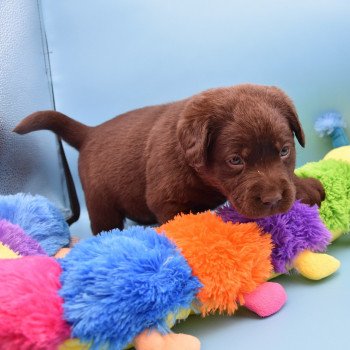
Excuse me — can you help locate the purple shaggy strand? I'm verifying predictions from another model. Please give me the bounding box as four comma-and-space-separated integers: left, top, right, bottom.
0, 219, 46, 256
217, 201, 332, 273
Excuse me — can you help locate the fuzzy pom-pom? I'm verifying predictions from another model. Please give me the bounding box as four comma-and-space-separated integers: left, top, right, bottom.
296, 159, 350, 239
0, 219, 46, 256
0, 193, 70, 255
0, 256, 71, 350
157, 212, 273, 315
314, 112, 346, 137
59, 226, 200, 350
217, 201, 332, 273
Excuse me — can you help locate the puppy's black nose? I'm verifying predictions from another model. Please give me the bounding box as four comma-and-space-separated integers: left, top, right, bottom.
259, 193, 282, 207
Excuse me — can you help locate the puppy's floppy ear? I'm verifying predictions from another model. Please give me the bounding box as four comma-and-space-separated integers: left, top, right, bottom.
177, 95, 214, 169
268, 86, 305, 147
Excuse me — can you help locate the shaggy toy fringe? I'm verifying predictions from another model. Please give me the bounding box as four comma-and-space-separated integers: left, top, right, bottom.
296, 159, 350, 236
0, 193, 70, 255
217, 201, 332, 273
0, 219, 46, 256
157, 212, 273, 315
0, 256, 70, 350
60, 226, 201, 350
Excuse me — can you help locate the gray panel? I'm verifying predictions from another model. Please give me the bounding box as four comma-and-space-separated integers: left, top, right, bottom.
0, 0, 71, 218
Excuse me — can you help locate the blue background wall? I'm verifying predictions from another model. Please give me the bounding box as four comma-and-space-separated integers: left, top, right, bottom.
40, 0, 350, 235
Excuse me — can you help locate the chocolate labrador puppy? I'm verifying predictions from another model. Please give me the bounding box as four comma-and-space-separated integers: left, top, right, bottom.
14, 84, 324, 234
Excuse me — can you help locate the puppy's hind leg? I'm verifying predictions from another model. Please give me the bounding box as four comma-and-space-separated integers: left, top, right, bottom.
85, 194, 125, 235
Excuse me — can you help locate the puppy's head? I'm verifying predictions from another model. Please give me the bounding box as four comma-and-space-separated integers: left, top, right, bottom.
177, 84, 304, 218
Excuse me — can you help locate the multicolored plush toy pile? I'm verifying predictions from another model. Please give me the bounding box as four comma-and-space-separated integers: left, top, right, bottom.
0, 194, 288, 350
0, 146, 349, 349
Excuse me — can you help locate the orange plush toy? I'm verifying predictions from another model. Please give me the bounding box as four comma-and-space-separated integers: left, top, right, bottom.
157, 212, 286, 317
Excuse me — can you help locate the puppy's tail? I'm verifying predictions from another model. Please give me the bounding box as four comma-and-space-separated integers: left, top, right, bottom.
13, 110, 90, 150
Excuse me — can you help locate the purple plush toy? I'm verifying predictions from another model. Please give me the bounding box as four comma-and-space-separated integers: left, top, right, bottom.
217, 201, 340, 280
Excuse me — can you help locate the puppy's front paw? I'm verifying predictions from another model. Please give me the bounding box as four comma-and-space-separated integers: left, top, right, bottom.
294, 177, 325, 207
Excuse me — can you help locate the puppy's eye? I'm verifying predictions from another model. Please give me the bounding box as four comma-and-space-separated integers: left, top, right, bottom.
280, 146, 290, 158
227, 155, 244, 166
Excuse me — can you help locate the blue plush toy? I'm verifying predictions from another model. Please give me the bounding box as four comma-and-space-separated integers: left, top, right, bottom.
0, 193, 70, 255
314, 111, 349, 148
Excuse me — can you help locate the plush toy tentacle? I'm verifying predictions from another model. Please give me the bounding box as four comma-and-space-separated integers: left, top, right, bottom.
55, 247, 72, 259
134, 330, 201, 350
293, 250, 340, 280
243, 282, 287, 317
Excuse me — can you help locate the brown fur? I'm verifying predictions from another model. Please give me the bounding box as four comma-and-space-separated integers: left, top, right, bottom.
14, 84, 325, 234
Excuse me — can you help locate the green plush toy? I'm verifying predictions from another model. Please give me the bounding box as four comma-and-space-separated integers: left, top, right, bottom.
296, 145, 350, 241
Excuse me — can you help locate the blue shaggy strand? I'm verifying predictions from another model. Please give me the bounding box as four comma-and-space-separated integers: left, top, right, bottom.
59, 226, 201, 350
0, 193, 70, 255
